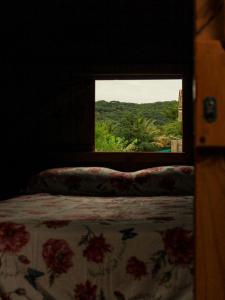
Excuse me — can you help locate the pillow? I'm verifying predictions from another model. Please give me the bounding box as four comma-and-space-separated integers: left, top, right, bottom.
27, 166, 194, 196
27, 167, 134, 196
133, 166, 194, 196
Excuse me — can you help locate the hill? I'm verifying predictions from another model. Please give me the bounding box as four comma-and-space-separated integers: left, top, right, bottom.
95, 100, 178, 125
95, 100, 181, 152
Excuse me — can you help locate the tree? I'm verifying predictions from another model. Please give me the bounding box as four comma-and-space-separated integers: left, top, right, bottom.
161, 121, 182, 139
95, 100, 182, 152
95, 121, 137, 152
113, 114, 161, 151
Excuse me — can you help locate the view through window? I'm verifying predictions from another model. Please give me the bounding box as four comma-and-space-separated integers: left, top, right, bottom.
95, 79, 183, 152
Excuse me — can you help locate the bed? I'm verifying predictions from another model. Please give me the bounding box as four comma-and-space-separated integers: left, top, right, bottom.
0, 166, 194, 300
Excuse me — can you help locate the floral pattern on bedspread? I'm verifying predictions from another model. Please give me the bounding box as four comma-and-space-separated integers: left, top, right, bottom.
0, 194, 193, 300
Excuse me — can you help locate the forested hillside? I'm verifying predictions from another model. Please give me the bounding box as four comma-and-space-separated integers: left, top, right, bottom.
95, 100, 182, 152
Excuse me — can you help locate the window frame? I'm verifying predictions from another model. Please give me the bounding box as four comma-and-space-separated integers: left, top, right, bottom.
88, 72, 193, 170
67, 65, 193, 171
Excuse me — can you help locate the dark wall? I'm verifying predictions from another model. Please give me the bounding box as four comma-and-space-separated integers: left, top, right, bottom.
0, 1, 193, 198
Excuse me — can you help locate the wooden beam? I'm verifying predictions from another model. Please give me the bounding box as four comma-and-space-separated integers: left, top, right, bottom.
195, 40, 225, 147
196, 0, 224, 41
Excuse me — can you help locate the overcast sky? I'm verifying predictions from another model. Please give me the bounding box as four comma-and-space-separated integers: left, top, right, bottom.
95, 79, 182, 103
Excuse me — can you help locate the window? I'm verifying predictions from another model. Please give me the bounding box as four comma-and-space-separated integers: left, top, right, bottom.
73, 71, 193, 171
95, 79, 183, 153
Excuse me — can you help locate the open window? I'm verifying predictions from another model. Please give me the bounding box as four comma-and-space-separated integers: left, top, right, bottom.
82, 70, 194, 170
95, 78, 183, 153
70, 69, 193, 170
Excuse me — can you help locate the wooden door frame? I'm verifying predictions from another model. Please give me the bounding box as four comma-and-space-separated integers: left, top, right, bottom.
195, 0, 225, 299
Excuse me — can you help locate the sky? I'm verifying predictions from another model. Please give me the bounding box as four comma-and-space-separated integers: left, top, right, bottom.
95, 79, 182, 104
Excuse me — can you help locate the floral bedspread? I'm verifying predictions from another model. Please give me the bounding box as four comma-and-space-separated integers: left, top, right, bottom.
0, 194, 193, 300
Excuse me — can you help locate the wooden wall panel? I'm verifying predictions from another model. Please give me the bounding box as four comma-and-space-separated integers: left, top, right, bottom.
0, 64, 94, 152
37, 78, 95, 151
0, 1, 194, 196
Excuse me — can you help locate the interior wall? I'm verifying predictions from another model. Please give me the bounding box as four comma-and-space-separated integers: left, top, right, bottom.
0, 0, 193, 198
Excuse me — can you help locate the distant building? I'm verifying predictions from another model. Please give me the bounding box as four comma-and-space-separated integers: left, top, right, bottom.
170, 89, 183, 153
178, 89, 182, 122
171, 139, 182, 152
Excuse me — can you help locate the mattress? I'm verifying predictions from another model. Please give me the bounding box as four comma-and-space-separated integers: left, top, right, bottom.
0, 193, 193, 300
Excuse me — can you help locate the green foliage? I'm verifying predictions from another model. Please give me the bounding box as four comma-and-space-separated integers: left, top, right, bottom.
95, 122, 137, 152
96, 100, 179, 125
95, 100, 182, 152
161, 121, 182, 138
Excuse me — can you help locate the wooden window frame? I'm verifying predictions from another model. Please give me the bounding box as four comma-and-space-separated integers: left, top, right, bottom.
54, 65, 193, 171
85, 68, 194, 170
